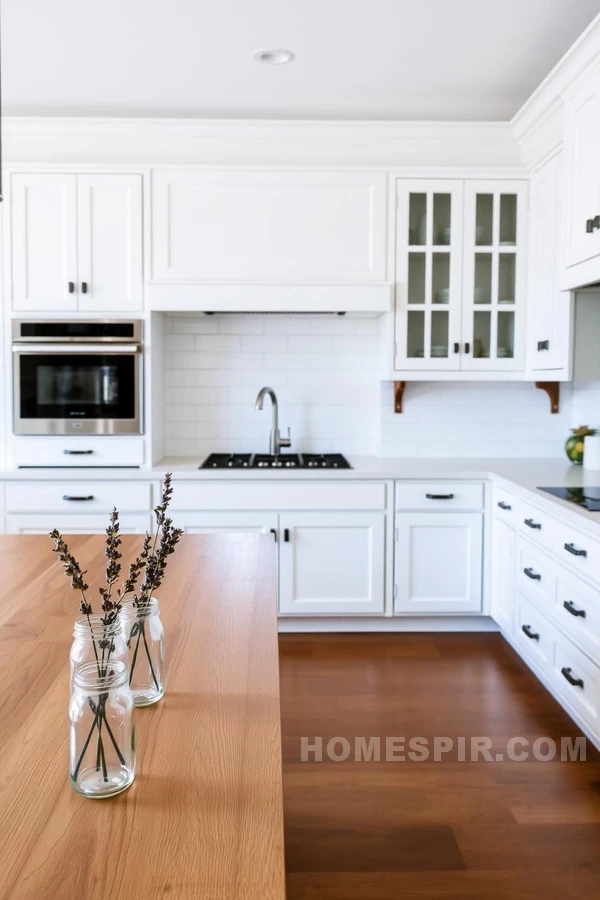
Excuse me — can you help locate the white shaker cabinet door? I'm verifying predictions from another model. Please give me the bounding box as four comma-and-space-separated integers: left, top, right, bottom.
151, 170, 388, 283
11, 174, 78, 312
490, 517, 516, 635
278, 512, 385, 615
77, 174, 143, 312
395, 512, 483, 614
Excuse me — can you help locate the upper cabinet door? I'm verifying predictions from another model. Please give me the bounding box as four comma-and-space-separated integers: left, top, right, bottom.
11, 174, 78, 312
461, 181, 527, 371
150, 170, 388, 283
77, 175, 143, 312
563, 69, 600, 275
394, 180, 464, 371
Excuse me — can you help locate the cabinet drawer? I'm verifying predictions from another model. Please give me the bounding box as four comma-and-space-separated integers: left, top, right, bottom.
492, 483, 518, 525
515, 593, 555, 675
549, 519, 600, 587
551, 630, 600, 735
6, 513, 151, 534
5, 481, 151, 514
169, 480, 387, 512
395, 482, 483, 511
516, 539, 556, 612
12, 436, 145, 468
556, 572, 600, 666
517, 498, 552, 545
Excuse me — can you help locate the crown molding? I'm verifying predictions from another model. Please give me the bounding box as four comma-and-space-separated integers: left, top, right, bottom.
3, 117, 522, 168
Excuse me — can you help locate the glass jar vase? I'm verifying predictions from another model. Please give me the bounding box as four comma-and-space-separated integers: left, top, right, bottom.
69, 660, 136, 798
120, 598, 165, 706
70, 615, 128, 691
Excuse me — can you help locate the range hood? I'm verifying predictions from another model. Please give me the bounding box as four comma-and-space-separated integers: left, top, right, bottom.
147, 283, 393, 317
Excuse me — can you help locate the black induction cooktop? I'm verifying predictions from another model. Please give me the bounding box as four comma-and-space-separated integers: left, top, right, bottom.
538, 486, 600, 511
200, 453, 352, 470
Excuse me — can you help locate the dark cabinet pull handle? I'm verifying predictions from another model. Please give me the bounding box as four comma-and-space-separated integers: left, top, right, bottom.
522, 624, 539, 641
284, 528, 290, 543
587, 219, 594, 234
594, 215, 600, 231
564, 542, 587, 558
426, 493, 455, 500
497, 501, 512, 510
524, 518, 541, 530
537, 339, 550, 351
62, 495, 94, 502
563, 600, 586, 619
68, 281, 75, 293
81, 281, 88, 294
464, 342, 471, 354
523, 567, 541, 581
561, 667, 584, 689
63, 449, 94, 455
453, 342, 460, 354
269, 528, 277, 542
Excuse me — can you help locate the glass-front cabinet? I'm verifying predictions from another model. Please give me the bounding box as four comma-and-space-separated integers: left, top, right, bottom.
394, 178, 527, 373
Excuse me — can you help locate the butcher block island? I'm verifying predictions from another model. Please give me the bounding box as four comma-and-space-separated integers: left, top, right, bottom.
0, 534, 285, 900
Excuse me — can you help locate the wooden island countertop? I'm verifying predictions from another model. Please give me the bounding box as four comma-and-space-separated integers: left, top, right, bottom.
0, 534, 285, 900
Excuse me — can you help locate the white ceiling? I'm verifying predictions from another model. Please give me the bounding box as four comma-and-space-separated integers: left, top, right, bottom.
3, 0, 600, 121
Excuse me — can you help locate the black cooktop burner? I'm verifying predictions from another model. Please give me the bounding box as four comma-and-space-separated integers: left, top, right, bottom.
538, 486, 600, 511
200, 453, 352, 470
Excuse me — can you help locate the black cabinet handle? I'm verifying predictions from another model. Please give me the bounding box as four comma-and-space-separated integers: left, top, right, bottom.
537, 339, 550, 351
497, 501, 512, 510
426, 493, 455, 500
564, 542, 587, 558
563, 600, 586, 619
68, 281, 75, 293
523, 567, 541, 581
269, 528, 277, 542
561, 667, 584, 689
464, 342, 471, 354
587, 219, 594, 233
453, 342, 460, 354
522, 624, 539, 641
63, 449, 94, 455
284, 528, 290, 543
524, 518, 541, 530
81, 281, 88, 294
62, 495, 94, 502
594, 215, 600, 231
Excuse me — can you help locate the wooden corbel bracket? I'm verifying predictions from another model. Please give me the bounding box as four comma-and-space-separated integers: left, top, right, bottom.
394, 381, 406, 413
535, 381, 560, 414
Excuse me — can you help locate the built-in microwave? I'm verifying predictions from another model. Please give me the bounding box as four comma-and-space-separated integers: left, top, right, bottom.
12, 320, 143, 436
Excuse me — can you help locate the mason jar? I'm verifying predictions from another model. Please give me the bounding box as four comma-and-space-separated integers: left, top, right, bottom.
120, 598, 165, 706
69, 660, 136, 798
70, 614, 128, 690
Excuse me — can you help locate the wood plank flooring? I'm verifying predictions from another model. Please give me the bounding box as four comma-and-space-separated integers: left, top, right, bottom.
279, 633, 600, 899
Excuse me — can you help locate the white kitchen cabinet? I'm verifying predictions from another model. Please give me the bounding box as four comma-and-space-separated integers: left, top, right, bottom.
6, 513, 151, 534
150, 169, 388, 284
562, 68, 600, 288
527, 154, 572, 374
11, 173, 143, 313
395, 511, 483, 614
490, 517, 516, 635
278, 511, 385, 615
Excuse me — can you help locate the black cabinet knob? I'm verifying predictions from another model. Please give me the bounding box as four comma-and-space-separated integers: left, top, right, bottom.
81, 281, 88, 294
68, 281, 75, 293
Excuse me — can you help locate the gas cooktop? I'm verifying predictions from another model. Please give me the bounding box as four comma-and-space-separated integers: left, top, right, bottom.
200, 453, 352, 470
538, 486, 600, 511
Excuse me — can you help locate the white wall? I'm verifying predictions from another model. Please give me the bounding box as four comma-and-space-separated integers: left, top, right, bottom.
162, 314, 600, 460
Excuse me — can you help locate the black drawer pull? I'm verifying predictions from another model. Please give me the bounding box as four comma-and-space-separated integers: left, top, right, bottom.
284, 528, 290, 543
269, 528, 277, 542
464, 342, 471, 354
587, 218, 594, 234
523, 567, 541, 581
522, 624, 539, 641
63, 449, 94, 455
497, 501, 512, 511
537, 339, 550, 351
563, 600, 586, 619
561, 667, 584, 689
524, 518, 541, 530
62, 495, 94, 502
564, 542, 587, 558
68, 281, 75, 293
426, 493, 455, 500
453, 342, 460, 354
81, 281, 88, 294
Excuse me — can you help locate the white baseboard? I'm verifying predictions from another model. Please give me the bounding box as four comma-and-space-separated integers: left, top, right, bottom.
277, 615, 500, 633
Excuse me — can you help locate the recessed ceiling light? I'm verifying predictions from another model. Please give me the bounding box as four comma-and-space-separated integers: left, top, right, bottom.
252, 49, 295, 65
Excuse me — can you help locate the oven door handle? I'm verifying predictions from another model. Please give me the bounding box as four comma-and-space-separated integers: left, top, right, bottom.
13, 344, 141, 354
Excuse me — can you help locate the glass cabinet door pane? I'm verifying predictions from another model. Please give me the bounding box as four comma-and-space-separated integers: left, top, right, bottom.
473, 311, 491, 359
433, 194, 451, 245
499, 195, 517, 245
409, 194, 427, 245
474, 254, 492, 304
497, 312, 515, 359
407, 311, 425, 358
431, 311, 449, 358
498, 254, 516, 305
475, 194, 493, 245
432, 253, 450, 304
408, 253, 426, 304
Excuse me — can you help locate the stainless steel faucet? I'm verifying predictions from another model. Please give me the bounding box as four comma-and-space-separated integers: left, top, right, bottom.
255, 387, 291, 456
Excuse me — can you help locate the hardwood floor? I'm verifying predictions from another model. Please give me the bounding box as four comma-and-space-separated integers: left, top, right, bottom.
279, 634, 600, 899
